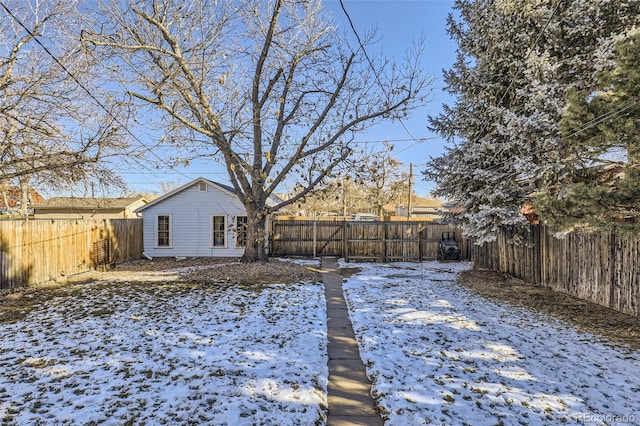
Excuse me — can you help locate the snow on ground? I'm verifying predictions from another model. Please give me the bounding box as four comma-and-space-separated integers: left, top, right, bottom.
341, 261, 640, 426
0, 275, 327, 425
3, 258, 640, 426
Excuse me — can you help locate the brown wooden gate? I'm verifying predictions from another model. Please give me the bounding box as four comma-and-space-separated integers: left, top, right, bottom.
269, 220, 468, 261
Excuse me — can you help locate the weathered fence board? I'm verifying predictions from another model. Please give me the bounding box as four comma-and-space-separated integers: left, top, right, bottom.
472, 225, 640, 317
270, 220, 468, 262
384, 222, 420, 262
345, 222, 386, 261
0, 219, 142, 289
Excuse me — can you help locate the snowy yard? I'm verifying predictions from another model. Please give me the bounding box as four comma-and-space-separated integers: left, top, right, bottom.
1, 259, 639, 425
342, 261, 640, 426
0, 266, 328, 425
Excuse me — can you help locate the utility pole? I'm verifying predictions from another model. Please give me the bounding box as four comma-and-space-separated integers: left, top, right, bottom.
407, 163, 413, 220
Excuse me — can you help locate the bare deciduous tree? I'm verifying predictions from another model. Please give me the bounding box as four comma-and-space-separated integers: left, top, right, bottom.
83, 0, 432, 262
290, 143, 410, 218
0, 0, 127, 199
357, 143, 408, 217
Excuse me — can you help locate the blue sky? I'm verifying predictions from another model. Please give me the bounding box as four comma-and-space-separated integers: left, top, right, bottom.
325, 0, 457, 196
123, 0, 457, 198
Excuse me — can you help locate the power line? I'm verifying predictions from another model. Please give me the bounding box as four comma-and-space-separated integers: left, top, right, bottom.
0, 1, 192, 189
431, 97, 638, 194
121, 136, 442, 149
427, 1, 568, 192
563, 98, 638, 140
338, 0, 425, 144
352, 136, 442, 144
118, 171, 229, 176
394, 139, 427, 156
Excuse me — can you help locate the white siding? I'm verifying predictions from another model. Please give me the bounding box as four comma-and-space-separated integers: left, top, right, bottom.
141, 182, 247, 257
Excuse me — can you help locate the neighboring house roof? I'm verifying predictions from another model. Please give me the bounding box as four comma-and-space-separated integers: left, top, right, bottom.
384, 196, 444, 214
135, 177, 238, 213
34, 196, 148, 211
443, 202, 463, 214
411, 196, 444, 208
0, 186, 45, 208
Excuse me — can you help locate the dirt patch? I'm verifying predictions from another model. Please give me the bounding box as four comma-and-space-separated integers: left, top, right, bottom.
108, 257, 234, 272
179, 259, 322, 285
0, 258, 322, 323
68, 257, 322, 285
339, 267, 362, 278
458, 266, 640, 350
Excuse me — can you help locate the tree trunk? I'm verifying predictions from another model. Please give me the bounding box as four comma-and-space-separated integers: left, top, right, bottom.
241, 206, 269, 263
20, 179, 29, 218
1, 190, 9, 213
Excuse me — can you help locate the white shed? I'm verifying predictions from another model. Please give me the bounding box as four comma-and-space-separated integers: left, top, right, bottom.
135, 177, 249, 258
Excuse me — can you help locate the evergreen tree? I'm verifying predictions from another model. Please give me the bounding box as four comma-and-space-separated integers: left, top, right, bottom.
536, 29, 640, 231
427, 0, 558, 242
426, 0, 640, 242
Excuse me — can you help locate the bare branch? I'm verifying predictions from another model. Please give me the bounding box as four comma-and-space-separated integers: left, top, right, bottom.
0, 1, 128, 192
85, 0, 432, 261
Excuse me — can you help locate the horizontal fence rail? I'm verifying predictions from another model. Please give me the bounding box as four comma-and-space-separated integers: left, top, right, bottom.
0, 219, 143, 289
269, 220, 468, 262
471, 225, 640, 317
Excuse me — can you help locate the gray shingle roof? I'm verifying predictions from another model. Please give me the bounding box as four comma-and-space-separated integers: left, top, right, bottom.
35, 197, 146, 210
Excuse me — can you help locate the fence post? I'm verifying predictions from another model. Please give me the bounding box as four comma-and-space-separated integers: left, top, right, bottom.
383, 222, 388, 262
609, 231, 617, 311
343, 221, 348, 262
313, 221, 317, 258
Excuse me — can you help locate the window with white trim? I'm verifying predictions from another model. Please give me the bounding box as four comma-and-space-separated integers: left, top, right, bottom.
212, 215, 226, 247
235, 216, 248, 247
156, 215, 172, 247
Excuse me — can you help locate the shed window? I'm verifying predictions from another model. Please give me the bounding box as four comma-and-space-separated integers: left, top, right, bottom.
212, 215, 226, 247
235, 216, 248, 247
199, 181, 208, 192
156, 215, 172, 247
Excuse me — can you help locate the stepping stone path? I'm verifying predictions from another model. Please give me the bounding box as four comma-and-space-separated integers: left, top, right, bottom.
321, 257, 384, 426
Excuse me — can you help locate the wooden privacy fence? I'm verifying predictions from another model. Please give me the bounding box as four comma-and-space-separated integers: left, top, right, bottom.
472, 225, 640, 317
0, 219, 143, 289
269, 220, 469, 262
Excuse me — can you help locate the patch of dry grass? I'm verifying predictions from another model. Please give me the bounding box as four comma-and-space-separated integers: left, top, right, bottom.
457, 267, 640, 350
0, 258, 321, 324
